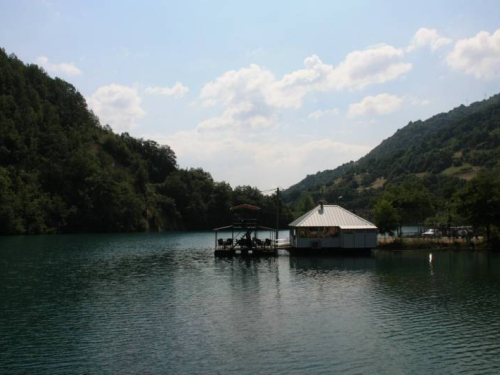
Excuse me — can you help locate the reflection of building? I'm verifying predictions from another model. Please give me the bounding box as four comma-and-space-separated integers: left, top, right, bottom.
289, 203, 377, 250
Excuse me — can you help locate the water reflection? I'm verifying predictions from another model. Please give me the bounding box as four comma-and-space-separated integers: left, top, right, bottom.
2, 235, 500, 374
289, 253, 377, 272
369, 251, 500, 374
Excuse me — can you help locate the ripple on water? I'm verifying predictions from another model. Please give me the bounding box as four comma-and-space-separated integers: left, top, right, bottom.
2, 235, 500, 374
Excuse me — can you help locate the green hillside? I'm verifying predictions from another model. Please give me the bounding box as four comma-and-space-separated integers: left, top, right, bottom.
0, 48, 293, 235
283, 94, 500, 216
2, 46, 498, 237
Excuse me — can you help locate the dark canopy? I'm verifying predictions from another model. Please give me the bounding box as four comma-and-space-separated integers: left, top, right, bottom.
230, 204, 261, 211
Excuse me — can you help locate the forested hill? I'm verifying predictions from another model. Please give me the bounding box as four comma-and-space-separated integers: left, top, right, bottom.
0, 49, 293, 235
282, 93, 500, 211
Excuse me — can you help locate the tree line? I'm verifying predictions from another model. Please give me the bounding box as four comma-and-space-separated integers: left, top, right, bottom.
0, 48, 293, 235
371, 170, 500, 246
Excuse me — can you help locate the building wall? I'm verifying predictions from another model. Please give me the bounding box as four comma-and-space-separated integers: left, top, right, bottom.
293, 229, 377, 249
295, 237, 341, 248
366, 231, 378, 247
341, 230, 377, 248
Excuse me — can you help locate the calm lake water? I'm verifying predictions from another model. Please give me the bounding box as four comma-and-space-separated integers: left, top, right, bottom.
1, 232, 500, 374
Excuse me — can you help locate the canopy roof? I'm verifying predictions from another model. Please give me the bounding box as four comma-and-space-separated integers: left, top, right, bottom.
213, 225, 275, 231
289, 205, 377, 230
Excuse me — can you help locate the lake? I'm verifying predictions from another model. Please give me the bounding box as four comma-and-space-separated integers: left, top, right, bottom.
1, 231, 500, 374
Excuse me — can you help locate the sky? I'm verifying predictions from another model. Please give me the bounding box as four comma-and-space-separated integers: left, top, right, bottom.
1, 0, 500, 190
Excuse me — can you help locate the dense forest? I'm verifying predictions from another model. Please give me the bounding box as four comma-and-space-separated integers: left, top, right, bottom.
283, 93, 500, 242
0, 48, 293, 235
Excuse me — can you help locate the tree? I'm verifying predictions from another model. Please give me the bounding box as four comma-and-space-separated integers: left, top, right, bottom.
372, 199, 400, 237
376, 177, 435, 233
455, 170, 500, 245
297, 192, 315, 215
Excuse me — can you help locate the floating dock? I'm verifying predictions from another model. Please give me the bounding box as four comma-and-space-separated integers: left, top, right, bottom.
214, 234, 291, 257
214, 246, 278, 257
214, 203, 284, 257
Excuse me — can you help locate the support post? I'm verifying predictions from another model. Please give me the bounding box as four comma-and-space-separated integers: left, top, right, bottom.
276, 187, 280, 247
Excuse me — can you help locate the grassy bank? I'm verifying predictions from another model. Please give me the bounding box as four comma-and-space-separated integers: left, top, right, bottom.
377, 237, 487, 251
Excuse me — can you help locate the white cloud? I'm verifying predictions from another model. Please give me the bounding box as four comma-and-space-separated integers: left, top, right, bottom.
327, 45, 412, 90
157, 42, 411, 186
198, 102, 277, 131
308, 108, 341, 120
87, 84, 146, 132
145, 82, 189, 98
199, 45, 411, 132
407, 96, 430, 106
150, 130, 371, 189
200, 64, 275, 107
198, 64, 278, 131
407, 28, 452, 52
446, 28, 500, 79
266, 45, 412, 106
347, 93, 403, 118
36, 55, 82, 76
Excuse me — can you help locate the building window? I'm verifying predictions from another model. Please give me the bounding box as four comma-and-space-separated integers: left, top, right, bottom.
309, 227, 320, 238
298, 227, 340, 238
298, 227, 322, 237
324, 227, 339, 238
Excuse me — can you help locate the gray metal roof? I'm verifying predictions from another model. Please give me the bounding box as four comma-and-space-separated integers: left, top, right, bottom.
289, 205, 377, 230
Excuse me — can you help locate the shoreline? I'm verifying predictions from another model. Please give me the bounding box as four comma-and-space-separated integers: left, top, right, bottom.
376, 237, 497, 251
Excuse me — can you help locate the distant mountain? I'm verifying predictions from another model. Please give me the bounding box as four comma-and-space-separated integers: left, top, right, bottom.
282, 94, 500, 211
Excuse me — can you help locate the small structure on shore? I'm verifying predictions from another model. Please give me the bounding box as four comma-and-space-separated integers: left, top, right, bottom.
214, 204, 277, 256
288, 203, 377, 251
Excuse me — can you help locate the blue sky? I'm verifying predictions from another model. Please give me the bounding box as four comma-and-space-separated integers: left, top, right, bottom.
1, 0, 500, 189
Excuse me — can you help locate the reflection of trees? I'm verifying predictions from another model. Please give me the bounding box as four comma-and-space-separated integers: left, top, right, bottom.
288, 254, 378, 314
289, 254, 377, 273
0, 231, 222, 373
367, 250, 500, 352
214, 256, 282, 320
289, 250, 500, 372
371, 250, 500, 311
290, 250, 500, 332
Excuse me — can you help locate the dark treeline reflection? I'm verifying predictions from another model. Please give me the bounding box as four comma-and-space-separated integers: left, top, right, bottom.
2, 235, 500, 374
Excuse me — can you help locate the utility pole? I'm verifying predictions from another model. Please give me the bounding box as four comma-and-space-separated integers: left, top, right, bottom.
276, 187, 280, 246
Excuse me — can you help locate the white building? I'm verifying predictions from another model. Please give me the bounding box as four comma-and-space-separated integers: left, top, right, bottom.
289, 204, 378, 250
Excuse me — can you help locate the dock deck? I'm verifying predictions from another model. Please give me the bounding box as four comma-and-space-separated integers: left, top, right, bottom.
214, 238, 290, 256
